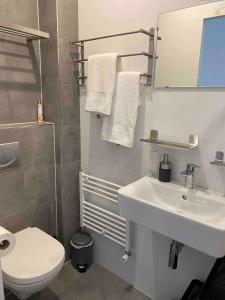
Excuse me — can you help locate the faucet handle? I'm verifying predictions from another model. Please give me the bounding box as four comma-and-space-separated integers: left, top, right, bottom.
181, 163, 200, 176
187, 163, 200, 171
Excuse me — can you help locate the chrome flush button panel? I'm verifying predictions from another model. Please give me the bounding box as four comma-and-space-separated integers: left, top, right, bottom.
0, 142, 20, 170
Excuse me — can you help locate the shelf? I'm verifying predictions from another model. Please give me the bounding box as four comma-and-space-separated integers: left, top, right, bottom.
141, 130, 199, 150
210, 161, 225, 167
0, 20, 50, 40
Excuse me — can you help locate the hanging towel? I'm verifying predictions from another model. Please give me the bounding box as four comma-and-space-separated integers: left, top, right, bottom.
85, 53, 118, 116
101, 71, 141, 148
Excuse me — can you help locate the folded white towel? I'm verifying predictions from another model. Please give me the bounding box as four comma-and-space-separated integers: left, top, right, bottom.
85, 53, 118, 116
101, 71, 140, 148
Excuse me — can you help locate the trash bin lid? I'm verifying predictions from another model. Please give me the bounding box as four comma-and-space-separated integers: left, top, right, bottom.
71, 232, 93, 249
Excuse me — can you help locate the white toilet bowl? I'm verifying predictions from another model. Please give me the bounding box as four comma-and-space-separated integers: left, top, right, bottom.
1, 227, 65, 299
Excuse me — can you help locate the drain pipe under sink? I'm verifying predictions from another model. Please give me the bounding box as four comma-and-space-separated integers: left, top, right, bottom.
168, 240, 184, 269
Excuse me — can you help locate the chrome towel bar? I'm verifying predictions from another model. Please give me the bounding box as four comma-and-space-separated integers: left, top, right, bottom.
73, 52, 153, 63
71, 27, 156, 86
70, 28, 156, 45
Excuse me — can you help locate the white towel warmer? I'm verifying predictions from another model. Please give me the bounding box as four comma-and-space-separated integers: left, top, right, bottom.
79, 171, 131, 261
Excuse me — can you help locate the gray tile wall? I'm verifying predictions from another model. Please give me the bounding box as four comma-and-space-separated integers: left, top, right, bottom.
0, 0, 41, 125
57, 0, 80, 257
0, 124, 56, 235
39, 0, 80, 257
0, 0, 80, 257
0, 1, 57, 237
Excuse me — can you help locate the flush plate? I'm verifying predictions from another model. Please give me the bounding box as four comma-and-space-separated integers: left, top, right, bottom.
0, 142, 20, 170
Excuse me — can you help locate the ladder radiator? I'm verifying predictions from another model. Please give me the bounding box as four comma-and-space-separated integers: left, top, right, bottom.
80, 171, 131, 261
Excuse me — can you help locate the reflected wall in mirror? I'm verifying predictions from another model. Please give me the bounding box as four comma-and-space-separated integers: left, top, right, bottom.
155, 1, 225, 88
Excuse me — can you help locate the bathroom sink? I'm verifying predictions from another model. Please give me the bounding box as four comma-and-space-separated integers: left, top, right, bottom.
118, 176, 225, 257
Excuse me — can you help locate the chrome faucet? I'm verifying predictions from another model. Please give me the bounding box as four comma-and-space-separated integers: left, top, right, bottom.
181, 163, 200, 189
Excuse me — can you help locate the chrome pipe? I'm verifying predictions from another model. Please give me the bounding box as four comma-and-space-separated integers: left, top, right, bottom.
78, 73, 152, 81
73, 52, 153, 63
71, 28, 153, 45
168, 240, 184, 270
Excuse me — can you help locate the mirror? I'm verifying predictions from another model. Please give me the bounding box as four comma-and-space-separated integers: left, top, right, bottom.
155, 1, 225, 88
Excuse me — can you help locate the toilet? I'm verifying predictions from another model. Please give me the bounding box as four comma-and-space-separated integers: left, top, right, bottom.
1, 227, 65, 299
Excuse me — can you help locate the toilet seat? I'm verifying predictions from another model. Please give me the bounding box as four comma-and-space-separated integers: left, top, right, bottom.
1, 227, 65, 285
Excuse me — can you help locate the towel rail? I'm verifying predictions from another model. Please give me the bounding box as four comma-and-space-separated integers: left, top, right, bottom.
83, 201, 126, 222
82, 183, 118, 199
73, 52, 153, 63
82, 178, 119, 194
83, 219, 126, 241
83, 173, 122, 188
83, 210, 127, 232
83, 215, 127, 238
71, 28, 154, 44
82, 187, 118, 204
77, 73, 152, 83
80, 172, 132, 260
83, 222, 126, 247
83, 206, 126, 227
72, 28, 156, 86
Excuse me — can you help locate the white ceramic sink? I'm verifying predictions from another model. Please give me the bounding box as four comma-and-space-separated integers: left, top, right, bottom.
118, 176, 225, 257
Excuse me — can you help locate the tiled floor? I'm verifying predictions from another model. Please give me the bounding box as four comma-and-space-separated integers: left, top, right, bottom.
6, 262, 151, 300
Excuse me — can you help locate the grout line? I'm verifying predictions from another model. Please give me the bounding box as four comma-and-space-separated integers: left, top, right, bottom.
52, 123, 59, 238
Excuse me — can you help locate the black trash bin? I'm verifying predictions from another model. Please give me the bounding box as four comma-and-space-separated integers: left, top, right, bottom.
71, 232, 93, 273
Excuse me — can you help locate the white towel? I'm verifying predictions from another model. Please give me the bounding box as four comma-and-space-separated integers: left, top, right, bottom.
101, 71, 140, 148
85, 53, 118, 116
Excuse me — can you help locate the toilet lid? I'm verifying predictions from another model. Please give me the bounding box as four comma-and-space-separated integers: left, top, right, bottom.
1, 227, 65, 285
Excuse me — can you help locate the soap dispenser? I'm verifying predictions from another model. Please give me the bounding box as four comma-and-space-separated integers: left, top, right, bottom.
159, 153, 171, 182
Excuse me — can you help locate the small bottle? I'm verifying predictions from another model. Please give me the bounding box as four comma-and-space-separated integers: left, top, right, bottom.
159, 153, 171, 182
37, 100, 44, 123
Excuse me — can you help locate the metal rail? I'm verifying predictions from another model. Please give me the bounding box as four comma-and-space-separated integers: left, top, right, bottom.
71, 28, 153, 45
78, 73, 152, 80
72, 27, 156, 86
73, 52, 153, 63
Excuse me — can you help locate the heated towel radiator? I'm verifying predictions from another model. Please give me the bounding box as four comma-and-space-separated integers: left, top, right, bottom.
79, 171, 131, 262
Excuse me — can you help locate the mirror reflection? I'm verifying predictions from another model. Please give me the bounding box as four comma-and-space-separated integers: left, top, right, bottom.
155, 1, 225, 88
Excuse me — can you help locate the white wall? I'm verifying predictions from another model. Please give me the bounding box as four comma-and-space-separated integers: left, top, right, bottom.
78, 1, 220, 299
